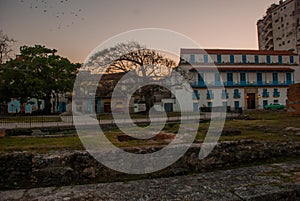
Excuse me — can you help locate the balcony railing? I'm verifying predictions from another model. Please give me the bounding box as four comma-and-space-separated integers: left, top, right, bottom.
190, 81, 294, 88
233, 93, 241, 99
273, 92, 280, 97
262, 92, 270, 98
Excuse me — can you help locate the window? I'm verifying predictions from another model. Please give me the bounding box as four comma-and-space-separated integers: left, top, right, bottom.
190, 54, 195, 64
290, 56, 294, 64
273, 89, 280, 97
234, 101, 240, 110
263, 100, 268, 109
266, 55, 271, 64
257, 72, 262, 84
255, 55, 259, 64
207, 90, 214, 100
217, 54, 222, 63
233, 89, 240, 99
240, 73, 246, 84
222, 90, 228, 99
274, 99, 279, 104
242, 55, 247, 63
278, 55, 282, 64
215, 73, 221, 85
262, 89, 269, 98
227, 73, 233, 85
207, 102, 213, 108
286, 72, 292, 84
193, 90, 200, 100
273, 72, 278, 84
193, 103, 199, 112
204, 55, 209, 64
198, 73, 204, 84
222, 101, 227, 107
230, 55, 234, 63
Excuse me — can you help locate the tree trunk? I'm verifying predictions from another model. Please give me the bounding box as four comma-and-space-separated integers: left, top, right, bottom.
144, 88, 154, 112
43, 94, 52, 115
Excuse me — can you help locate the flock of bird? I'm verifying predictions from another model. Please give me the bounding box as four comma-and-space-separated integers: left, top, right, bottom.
20, 0, 85, 31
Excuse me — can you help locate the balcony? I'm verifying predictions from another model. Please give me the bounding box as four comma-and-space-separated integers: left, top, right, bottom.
221, 92, 229, 99
233, 93, 241, 99
266, 37, 273, 45
262, 92, 270, 98
226, 81, 234, 86
190, 81, 294, 88
207, 93, 214, 100
273, 91, 280, 98
214, 81, 223, 86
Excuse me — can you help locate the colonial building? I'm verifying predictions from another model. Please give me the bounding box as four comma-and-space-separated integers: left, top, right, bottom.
257, 0, 300, 53
179, 49, 299, 111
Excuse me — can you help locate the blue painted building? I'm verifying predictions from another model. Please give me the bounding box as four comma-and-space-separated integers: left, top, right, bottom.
180, 49, 299, 110
8, 98, 45, 114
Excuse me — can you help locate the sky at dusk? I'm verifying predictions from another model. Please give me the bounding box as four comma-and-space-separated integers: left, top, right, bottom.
0, 0, 278, 63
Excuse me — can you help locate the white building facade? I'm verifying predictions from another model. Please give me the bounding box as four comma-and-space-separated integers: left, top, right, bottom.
179, 49, 299, 111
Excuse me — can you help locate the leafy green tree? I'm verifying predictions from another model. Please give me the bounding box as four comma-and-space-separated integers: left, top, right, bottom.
1, 45, 80, 114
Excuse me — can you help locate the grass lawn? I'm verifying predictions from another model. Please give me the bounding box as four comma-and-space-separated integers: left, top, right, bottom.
0, 136, 84, 153
0, 116, 62, 123
97, 112, 186, 120
0, 110, 300, 153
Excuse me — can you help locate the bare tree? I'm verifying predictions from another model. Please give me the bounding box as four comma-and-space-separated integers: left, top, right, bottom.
85, 41, 179, 111
0, 30, 16, 64
86, 41, 177, 76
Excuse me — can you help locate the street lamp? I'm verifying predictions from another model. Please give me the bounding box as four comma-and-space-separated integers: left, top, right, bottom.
257, 94, 261, 109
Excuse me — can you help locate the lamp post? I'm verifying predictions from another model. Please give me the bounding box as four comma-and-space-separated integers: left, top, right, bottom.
257, 94, 261, 110
245, 95, 249, 110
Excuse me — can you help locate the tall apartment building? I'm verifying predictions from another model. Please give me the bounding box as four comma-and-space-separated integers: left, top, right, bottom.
257, 0, 300, 53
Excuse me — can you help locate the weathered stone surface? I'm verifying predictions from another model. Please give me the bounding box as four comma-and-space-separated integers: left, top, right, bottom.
0, 152, 33, 190
285, 127, 300, 132
0, 160, 299, 201
0, 141, 300, 190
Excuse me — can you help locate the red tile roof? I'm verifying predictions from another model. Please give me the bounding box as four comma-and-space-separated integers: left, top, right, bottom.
181, 49, 298, 56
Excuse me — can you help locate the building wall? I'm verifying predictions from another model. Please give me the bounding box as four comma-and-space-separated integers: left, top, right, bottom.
257, 0, 300, 53
7, 98, 45, 114
272, 0, 297, 51
287, 83, 300, 114
179, 49, 296, 112
181, 53, 299, 65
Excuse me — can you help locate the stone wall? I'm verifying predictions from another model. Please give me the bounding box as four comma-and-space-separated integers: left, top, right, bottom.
1, 140, 300, 190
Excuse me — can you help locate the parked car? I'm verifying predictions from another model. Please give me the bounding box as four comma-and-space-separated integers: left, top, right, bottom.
264, 103, 286, 110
